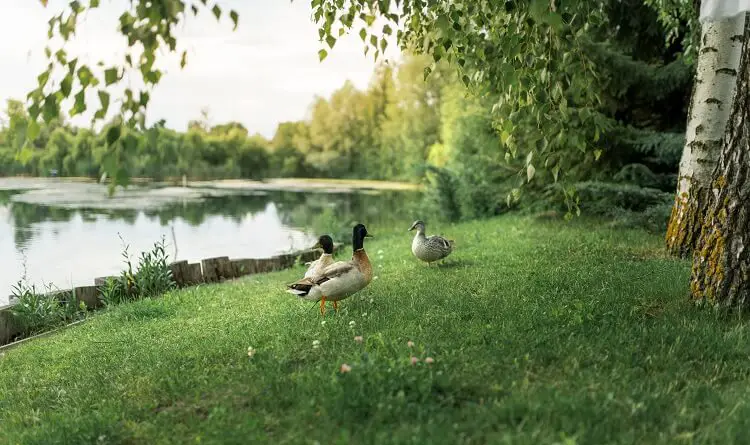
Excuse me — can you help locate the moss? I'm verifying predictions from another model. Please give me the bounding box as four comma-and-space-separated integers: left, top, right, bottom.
714, 175, 728, 189
692, 216, 726, 304
665, 192, 696, 258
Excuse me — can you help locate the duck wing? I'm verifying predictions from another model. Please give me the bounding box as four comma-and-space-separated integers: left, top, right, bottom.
318, 260, 357, 281
426, 235, 454, 251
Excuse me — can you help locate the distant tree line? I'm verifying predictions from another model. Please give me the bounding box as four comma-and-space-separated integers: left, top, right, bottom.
0, 54, 454, 183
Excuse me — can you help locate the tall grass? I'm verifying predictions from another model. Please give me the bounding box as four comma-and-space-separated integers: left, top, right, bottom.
99, 234, 176, 306
9, 251, 86, 337
9, 236, 176, 342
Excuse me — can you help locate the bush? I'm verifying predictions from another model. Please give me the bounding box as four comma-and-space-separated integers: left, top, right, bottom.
10, 281, 86, 337
99, 235, 176, 307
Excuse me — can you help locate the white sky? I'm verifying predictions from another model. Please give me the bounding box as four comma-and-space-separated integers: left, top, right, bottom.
0, 1, 401, 138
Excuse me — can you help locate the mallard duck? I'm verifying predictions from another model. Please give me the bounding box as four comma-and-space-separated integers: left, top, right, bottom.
302, 235, 336, 279
286, 224, 373, 315
408, 220, 454, 266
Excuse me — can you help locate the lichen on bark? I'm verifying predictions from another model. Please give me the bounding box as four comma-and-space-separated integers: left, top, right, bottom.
690, 15, 750, 310
666, 14, 746, 257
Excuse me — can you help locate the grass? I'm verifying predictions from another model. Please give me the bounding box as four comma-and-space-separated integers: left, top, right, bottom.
3, 215, 750, 444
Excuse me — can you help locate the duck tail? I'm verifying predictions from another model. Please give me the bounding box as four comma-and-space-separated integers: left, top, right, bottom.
286, 278, 314, 297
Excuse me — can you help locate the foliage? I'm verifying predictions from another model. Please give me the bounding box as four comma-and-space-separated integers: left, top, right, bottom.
99, 235, 176, 306
642, 0, 701, 63
132, 236, 176, 299
18, 0, 664, 197
0, 103, 283, 182
10, 1, 695, 224
9, 255, 86, 337
309, 0, 694, 214
2, 215, 733, 444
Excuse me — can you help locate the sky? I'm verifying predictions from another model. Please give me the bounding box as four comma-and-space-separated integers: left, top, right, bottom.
0, 0, 401, 138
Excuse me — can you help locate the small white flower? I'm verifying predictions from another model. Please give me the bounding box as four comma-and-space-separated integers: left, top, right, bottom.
369, 298, 374, 304
321, 320, 326, 326
410, 356, 419, 365
425, 357, 435, 364
340, 363, 352, 373
312, 340, 321, 349
354, 335, 363, 343
362, 312, 367, 317
373, 276, 379, 280
377, 249, 384, 255
407, 341, 415, 348
349, 320, 356, 328
247, 347, 256, 358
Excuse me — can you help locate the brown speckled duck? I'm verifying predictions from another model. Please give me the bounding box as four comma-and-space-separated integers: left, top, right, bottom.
408, 220, 454, 266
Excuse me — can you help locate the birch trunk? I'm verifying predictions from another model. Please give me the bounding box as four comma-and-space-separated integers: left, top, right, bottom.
690, 16, 750, 308
665, 14, 746, 257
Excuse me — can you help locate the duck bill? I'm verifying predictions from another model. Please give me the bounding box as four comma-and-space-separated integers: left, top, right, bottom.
365, 234, 374, 238
311, 241, 322, 249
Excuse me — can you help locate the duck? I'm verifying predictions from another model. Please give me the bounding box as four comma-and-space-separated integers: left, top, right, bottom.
408, 220, 454, 266
302, 235, 336, 279
286, 224, 373, 315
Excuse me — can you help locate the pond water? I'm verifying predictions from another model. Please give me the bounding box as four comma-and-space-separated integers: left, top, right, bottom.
0, 178, 422, 306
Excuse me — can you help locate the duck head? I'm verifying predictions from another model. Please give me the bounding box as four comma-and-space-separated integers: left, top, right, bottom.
352, 223, 372, 251
408, 220, 426, 233
312, 235, 334, 254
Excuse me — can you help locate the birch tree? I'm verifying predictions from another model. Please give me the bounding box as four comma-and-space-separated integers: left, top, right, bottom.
665, 12, 746, 257
690, 13, 750, 308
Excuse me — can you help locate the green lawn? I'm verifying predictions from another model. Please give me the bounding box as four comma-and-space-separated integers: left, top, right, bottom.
3, 215, 750, 444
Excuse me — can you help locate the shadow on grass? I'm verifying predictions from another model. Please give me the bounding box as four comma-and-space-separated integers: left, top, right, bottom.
415, 258, 474, 269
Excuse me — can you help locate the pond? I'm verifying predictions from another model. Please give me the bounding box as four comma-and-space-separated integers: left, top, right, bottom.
0, 178, 423, 306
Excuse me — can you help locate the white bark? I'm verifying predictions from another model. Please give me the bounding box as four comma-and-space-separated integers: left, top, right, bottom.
675, 14, 746, 199
700, 0, 750, 23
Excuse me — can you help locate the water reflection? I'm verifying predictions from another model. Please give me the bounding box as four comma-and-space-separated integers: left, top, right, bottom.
0, 187, 421, 305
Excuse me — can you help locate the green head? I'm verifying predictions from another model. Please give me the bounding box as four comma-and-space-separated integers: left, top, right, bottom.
352, 224, 372, 250
312, 235, 334, 254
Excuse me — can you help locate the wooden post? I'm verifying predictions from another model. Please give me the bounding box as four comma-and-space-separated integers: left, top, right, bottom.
201, 258, 218, 283
0, 304, 20, 346
201, 256, 233, 282
298, 249, 319, 264
74, 286, 100, 309
45, 289, 73, 306
231, 259, 256, 277
254, 258, 277, 273
216, 257, 236, 280
169, 260, 188, 287
272, 254, 296, 271
185, 263, 203, 285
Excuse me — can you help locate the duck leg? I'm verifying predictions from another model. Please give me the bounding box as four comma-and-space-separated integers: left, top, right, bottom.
320, 296, 327, 316
333, 301, 339, 312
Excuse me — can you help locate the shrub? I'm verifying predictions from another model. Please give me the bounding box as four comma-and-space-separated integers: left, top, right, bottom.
10, 281, 86, 337
99, 235, 176, 306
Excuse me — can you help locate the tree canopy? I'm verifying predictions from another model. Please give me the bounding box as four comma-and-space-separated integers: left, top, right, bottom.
14, 0, 693, 219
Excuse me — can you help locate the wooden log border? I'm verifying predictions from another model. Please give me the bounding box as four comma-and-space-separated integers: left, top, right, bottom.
0, 243, 343, 349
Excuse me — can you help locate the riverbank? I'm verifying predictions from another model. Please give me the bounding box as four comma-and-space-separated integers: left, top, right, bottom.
3, 215, 735, 444
0, 176, 421, 210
